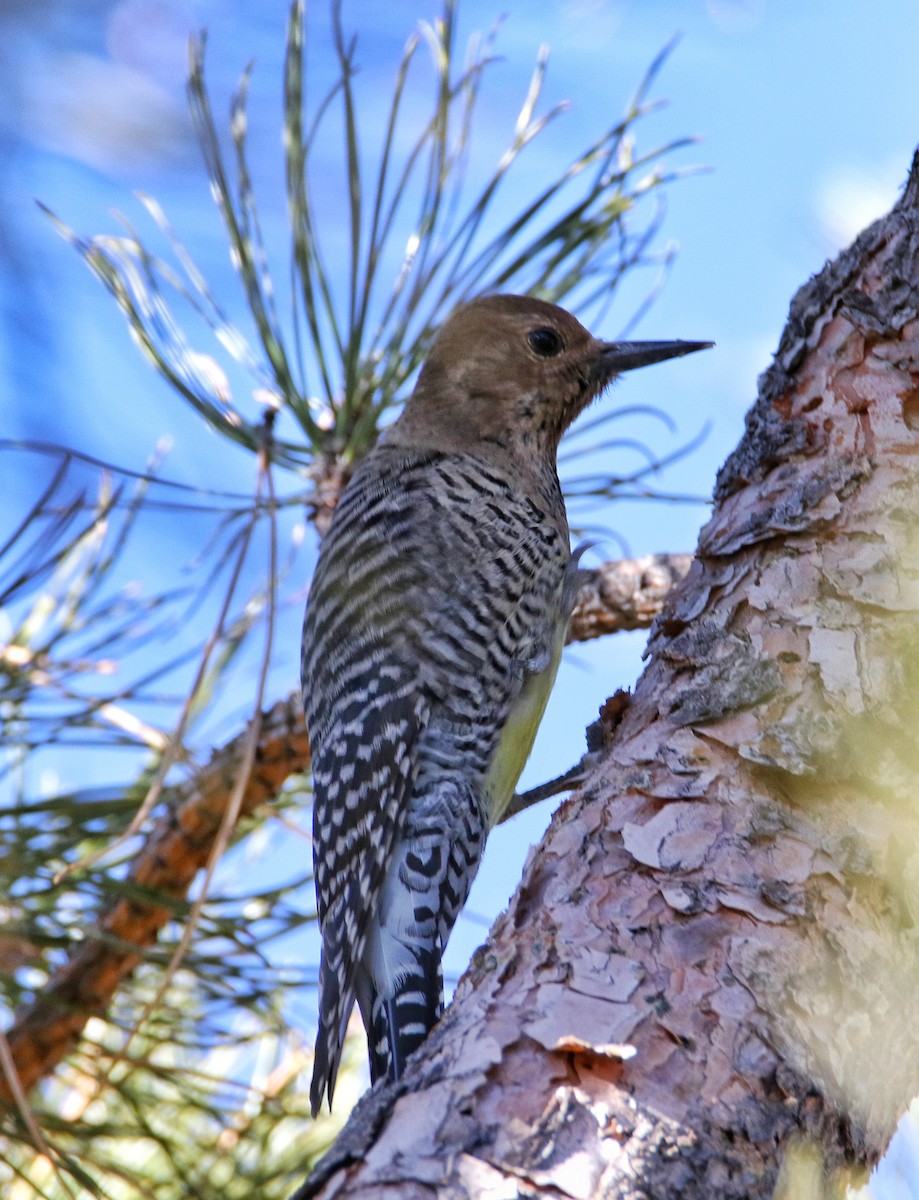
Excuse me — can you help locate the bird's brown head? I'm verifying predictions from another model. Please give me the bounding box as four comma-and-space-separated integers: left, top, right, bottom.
387, 294, 711, 463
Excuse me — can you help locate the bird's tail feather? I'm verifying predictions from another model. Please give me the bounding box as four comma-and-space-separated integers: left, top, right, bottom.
368, 946, 443, 1084
309, 983, 355, 1117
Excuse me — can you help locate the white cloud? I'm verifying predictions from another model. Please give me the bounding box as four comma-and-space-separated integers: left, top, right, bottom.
815, 159, 906, 248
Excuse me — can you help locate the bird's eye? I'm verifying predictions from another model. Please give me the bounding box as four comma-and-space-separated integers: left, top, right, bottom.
527, 326, 564, 357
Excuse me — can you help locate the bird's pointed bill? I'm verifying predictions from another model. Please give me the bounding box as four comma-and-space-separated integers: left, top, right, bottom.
599, 339, 714, 373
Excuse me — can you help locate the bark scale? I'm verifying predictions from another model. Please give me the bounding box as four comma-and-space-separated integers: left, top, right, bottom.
295, 152, 919, 1198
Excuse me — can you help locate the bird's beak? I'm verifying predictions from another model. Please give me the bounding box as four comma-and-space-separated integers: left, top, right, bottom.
598, 339, 714, 374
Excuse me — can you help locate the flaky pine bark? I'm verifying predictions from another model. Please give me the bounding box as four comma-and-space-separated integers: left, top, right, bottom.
1, 564, 674, 1103
294, 155, 919, 1199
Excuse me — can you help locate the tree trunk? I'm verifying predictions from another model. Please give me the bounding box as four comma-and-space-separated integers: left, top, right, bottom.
294, 150, 919, 1199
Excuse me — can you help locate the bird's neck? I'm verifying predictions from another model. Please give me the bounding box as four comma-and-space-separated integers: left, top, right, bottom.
373, 434, 566, 534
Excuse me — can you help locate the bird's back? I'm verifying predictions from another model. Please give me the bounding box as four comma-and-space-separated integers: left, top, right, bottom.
303, 443, 570, 771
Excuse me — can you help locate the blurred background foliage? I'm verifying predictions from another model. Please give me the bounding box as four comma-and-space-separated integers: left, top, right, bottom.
0, 1, 696, 1194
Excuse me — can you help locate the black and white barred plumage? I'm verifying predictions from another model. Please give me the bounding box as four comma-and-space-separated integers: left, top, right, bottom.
301, 294, 710, 1114
302, 441, 570, 1113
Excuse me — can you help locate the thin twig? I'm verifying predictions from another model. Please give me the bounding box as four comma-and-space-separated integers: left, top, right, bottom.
119, 410, 281, 1058
0, 1033, 78, 1200
53, 481, 260, 883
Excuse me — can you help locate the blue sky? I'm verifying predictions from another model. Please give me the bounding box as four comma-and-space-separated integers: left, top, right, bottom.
3, 0, 919, 1191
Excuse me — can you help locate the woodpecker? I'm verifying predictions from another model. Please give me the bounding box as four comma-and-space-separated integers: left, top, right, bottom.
302, 294, 710, 1113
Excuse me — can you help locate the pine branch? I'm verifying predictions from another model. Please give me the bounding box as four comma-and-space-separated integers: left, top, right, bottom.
567, 551, 693, 642
0, 697, 310, 1103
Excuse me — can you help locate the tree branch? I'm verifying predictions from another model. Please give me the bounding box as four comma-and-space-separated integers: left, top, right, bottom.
0, 697, 310, 1103
567, 552, 693, 642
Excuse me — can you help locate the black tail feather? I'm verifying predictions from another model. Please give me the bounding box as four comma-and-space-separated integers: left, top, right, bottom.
368, 946, 443, 1084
